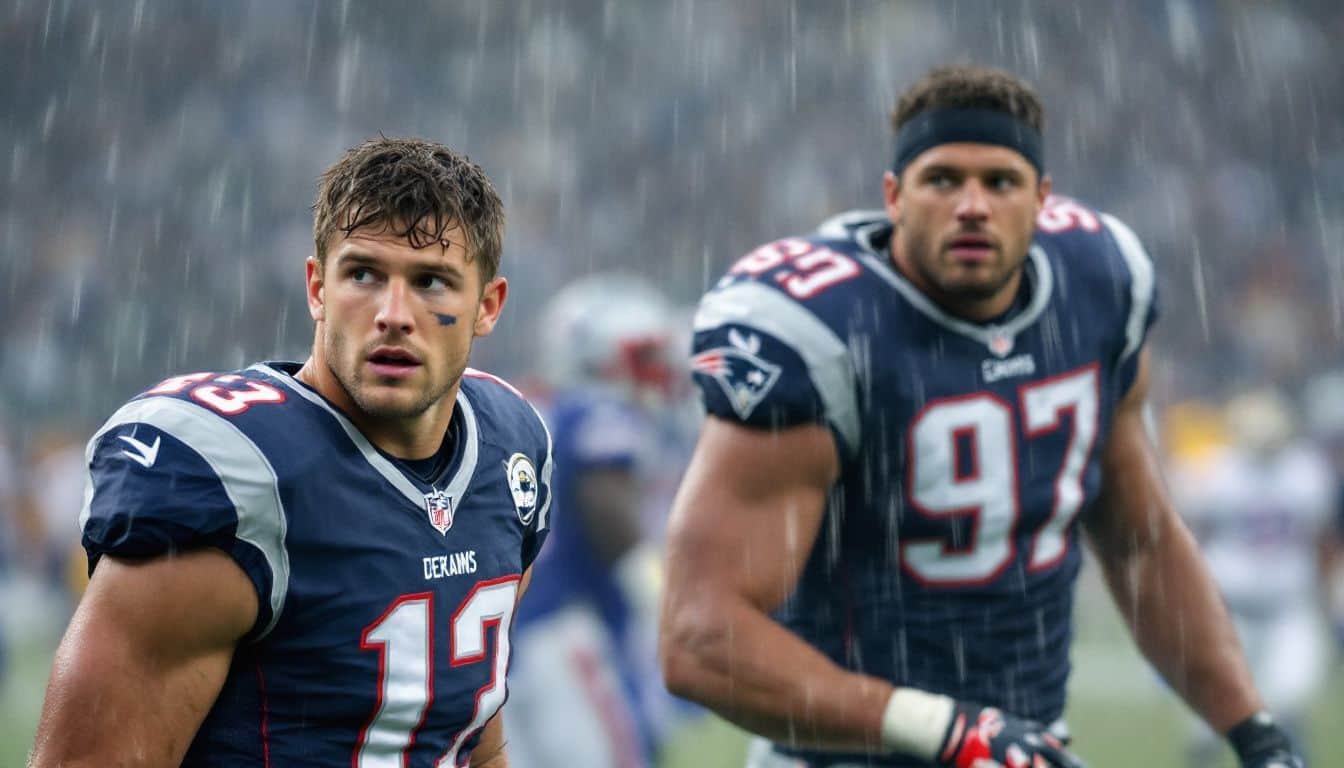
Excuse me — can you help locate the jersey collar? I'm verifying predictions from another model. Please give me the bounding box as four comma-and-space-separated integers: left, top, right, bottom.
253, 363, 480, 510
854, 238, 1054, 359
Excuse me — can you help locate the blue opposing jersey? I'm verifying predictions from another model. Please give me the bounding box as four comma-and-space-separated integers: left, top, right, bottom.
79, 362, 553, 767
691, 198, 1157, 767
515, 387, 653, 637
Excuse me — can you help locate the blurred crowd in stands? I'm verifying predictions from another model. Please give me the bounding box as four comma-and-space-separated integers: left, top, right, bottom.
1, 0, 1342, 666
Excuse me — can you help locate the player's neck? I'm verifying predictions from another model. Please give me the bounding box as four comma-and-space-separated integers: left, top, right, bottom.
887, 244, 1025, 324
294, 357, 458, 460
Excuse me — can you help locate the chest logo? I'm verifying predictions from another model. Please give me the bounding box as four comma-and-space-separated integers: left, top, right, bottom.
987, 329, 1015, 358
506, 453, 539, 525
424, 488, 455, 535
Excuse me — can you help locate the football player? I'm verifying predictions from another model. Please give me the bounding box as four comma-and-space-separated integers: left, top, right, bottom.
1172, 389, 1332, 766
508, 274, 679, 768
1304, 369, 1344, 650
30, 137, 553, 766
659, 65, 1306, 768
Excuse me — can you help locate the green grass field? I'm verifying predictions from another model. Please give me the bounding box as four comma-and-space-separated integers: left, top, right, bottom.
4, 574, 1340, 767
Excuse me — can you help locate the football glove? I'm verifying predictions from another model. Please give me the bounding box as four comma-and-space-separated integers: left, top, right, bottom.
936, 702, 1086, 768
1228, 711, 1305, 768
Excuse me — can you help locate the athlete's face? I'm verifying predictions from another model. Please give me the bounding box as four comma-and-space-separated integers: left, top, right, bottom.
306, 225, 506, 428
884, 143, 1050, 319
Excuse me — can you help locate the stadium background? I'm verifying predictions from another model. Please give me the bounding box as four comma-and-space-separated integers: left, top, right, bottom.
1, 2, 1341, 765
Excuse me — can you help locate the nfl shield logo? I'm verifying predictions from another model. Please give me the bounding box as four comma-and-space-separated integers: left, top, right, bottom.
987, 330, 1014, 358
424, 488, 454, 534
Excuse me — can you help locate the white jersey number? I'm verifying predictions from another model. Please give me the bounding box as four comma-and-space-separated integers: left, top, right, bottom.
356, 577, 520, 767
901, 366, 1099, 585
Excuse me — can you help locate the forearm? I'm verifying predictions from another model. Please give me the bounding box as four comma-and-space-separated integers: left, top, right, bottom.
1093, 516, 1260, 732
662, 592, 894, 752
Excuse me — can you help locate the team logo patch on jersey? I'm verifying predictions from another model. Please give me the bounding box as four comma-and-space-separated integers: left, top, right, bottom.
424, 488, 455, 534
690, 342, 782, 420
506, 453, 538, 525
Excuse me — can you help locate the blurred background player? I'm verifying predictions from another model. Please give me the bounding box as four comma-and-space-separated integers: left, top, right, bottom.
1303, 369, 1344, 652
508, 274, 688, 768
1169, 388, 1335, 766
0, 425, 15, 690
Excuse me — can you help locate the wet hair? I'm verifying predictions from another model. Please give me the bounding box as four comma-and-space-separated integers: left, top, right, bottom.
312, 136, 504, 282
892, 65, 1044, 135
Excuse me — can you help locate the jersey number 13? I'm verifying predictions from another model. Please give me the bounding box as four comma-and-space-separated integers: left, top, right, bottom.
355, 576, 520, 767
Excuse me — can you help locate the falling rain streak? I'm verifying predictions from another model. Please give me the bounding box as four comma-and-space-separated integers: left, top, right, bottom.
0, 2, 1340, 765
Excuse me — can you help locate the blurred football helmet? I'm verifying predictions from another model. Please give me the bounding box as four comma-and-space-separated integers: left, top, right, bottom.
536, 273, 679, 400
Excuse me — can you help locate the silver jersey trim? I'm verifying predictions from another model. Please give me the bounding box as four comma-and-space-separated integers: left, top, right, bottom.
855, 244, 1055, 355
254, 364, 480, 512
694, 281, 860, 455
1100, 213, 1156, 365
80, 396, 291, 638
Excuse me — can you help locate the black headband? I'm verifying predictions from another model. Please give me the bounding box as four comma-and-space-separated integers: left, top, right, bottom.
893, 108, 1043, 176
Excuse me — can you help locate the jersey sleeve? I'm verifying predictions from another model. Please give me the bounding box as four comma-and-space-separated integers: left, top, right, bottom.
79, 396, 288, 639
690, 275, 861, 458
1100, 213, 1160, 396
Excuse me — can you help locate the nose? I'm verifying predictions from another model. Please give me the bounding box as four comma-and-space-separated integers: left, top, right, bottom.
954, 179, 991, 223
375, 279, 415, 335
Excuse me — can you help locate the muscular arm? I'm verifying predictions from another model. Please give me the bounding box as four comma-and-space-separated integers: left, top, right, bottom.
659, 417, 894, 752
29, 549, 258, 767
1083, 348, 1261, 732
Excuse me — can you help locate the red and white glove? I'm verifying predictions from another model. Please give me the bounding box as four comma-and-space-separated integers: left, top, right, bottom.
880, 688, 1085, 768
935, 702, 1085, 768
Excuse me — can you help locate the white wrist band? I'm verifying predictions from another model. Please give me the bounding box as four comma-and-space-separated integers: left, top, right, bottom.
880, 687, 956, 761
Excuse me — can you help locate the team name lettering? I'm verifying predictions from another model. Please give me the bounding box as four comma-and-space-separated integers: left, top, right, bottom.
422, 550, 477, 580
981, 354, 1037, 383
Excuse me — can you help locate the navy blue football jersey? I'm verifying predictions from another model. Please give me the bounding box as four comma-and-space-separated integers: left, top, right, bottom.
79, 362, 553, 767
691, 197, 1157, 767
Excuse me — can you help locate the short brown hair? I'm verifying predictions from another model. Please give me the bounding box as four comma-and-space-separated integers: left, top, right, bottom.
313, 137, 504, 282
892, 65, 1044, 135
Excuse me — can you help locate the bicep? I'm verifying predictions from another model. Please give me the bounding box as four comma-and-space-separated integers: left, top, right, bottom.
1084, 347, 1171, 552
31, 549, 257, 766
664, 416, 838, 612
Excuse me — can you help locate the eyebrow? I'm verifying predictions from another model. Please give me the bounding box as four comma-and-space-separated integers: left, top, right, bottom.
920, 163, 1026, 178
335, 249, 466, 278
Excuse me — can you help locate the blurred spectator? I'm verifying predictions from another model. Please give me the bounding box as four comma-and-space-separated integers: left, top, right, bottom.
1168, 389, 1334, 765
18, 432, 90, 605
1303, 369, 1344, 650
0, 423, 16, 684
1, 2, 1341, 433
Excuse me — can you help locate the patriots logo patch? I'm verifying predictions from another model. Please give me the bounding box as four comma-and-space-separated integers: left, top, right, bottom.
691, 341, 782, 420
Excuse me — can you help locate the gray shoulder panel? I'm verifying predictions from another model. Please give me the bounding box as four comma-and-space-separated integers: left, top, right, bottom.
694, 280, 860, 454
1100, 213, 1156, 363
79, 396, 291, 638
